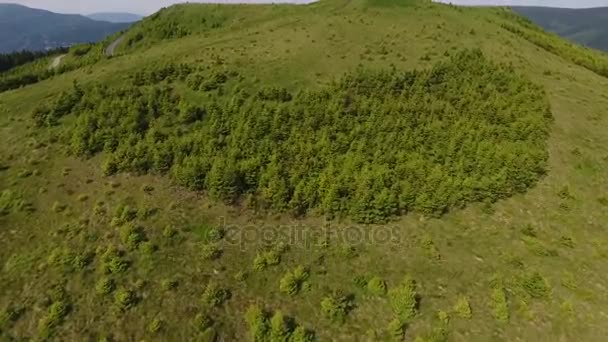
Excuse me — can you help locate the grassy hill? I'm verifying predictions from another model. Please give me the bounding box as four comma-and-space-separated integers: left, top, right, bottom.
1, 0, 608, 340
513, 6, 608, 52
0, 4, 130, 53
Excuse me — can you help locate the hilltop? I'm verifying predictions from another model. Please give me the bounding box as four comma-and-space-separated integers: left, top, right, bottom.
1, 0, 608, 341
0, 4, 130, 53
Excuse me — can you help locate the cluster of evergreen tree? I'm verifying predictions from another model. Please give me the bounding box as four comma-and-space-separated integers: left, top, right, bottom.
0, 48, 68, 73
35, 49, 552, 222
0, 42, 108, 93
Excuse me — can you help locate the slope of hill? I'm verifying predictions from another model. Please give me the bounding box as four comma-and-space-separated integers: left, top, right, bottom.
513, 6, 608, 52
1, 0, 608, 340
0, 4, 131, 53
87, 12, 143, 23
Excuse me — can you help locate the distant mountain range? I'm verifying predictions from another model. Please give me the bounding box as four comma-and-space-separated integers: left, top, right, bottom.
87, 12, 143, 23
513, 6, 608, 52
0, 4, 133, 53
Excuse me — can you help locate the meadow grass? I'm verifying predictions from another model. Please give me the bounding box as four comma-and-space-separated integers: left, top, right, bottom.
1, 0, 608, 340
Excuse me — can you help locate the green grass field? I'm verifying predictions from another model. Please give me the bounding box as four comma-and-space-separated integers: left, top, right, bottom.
1, 0, 608, 340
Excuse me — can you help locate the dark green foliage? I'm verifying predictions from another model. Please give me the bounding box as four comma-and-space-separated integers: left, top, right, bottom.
201, 282, 230, 307
244, 305, 314, 342
257, 87, 293, 102
253, 250, 281, 271
114, 288, 137, 312
148, 318, 163, 334
0, 306, 24, 328
0, 48, 67, 72
132, 62, 194, 86
96, 278, 115, 296
453, 296, 472, 319
388, 276, 419, 321
520, 272, 551, 299
38, 301, 69, 337
0, 190, 29, 216
101, 246, 130, 274
119, 224, 146, 250
245, 305, 270, 342
195, 312, 214, 330
490, 285, 509, 322
270, 310, 291, 342
320, 291, 355, 323
367, 276, 387, 296
36, 49, 551, 222
279, 266, 309, 296
201, 243, 222, 260
387, 318, 405, 341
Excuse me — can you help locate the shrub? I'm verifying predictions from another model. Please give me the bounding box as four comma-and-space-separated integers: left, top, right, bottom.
559, 236, 575, 248
270, 310, 291, 341
38, 301, 69, 337
101, 247, 129, 274
113, 204, 137, 225
387, 318, 405, 341
234, 271, 247, 281
453, 296, 472, 319
389, 276, 419, 321
161, 278, 179, 291
490, 286, 509, 322
114, 289, 137, 312
0, 306, 24, 328
520, 272, 550, 299
105, 257, 129, 274
279, 266, 309, 296
195, 313, 214, 330
0, 190, 25, 216
163, 225, 178, 238
119, 224, 146, 250
353, 275, 368, 289
148, 318, 163, 334
201, 243, 222, 260
367, 276, 387, 296
253, 250, 281, 271
320, 292, 354, 323
291, 326, 314, 342
245, 304, 270, 341
202, 282, 230, 307
96, 278, 115, 296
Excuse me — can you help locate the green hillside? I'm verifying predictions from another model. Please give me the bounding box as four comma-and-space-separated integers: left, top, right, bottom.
2, 0, 608, 340
513, 6, 608, 52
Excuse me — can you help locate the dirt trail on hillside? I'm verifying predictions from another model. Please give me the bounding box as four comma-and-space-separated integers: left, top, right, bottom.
48, 54, 66, 69
105, 36, 125, 56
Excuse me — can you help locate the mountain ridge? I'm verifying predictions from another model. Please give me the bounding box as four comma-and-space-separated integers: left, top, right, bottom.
513, 6, 608, 52
0, 3, 131, 53
87, 12, 143, 23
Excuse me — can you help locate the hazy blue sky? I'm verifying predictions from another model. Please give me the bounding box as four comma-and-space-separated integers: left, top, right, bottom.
5, 0, 608, 15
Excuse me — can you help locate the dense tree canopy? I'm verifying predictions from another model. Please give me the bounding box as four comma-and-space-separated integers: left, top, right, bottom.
34, 49, 552, 222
